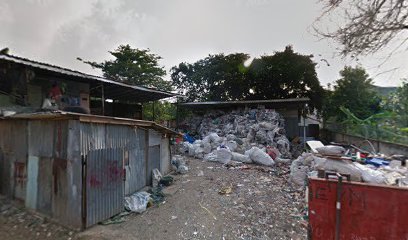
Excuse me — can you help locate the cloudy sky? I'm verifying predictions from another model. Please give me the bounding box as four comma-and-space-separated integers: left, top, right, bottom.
0, 0, 407, 87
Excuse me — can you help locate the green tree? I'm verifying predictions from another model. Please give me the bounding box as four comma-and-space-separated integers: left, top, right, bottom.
171, 46, 324, 113
171, 53, 250, 102
325, 66, 381, 121
383, 80, 408, 128
143, 101, 177, 123
247, 46, 324, 113
78, 44, 172, 91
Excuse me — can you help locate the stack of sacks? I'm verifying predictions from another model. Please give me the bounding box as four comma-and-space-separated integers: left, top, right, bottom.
179, 108, 292, 166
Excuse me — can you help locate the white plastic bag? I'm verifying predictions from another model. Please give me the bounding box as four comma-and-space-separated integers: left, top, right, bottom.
354, 163, 386, 184
231, 152, 252, 163
124, 191, 151, 213
215, 147, 232, 164
316, 145, 346, 156
204, 151, 218, 162
246, 147, 275, 166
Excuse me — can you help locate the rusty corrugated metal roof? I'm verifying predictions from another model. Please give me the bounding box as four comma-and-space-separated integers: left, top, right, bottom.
178, 98, 310, 109
4, 111, 180, 136
0, 54, 179, 102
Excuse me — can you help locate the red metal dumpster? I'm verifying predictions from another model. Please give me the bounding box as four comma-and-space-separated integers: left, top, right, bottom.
308, 177, 408, 240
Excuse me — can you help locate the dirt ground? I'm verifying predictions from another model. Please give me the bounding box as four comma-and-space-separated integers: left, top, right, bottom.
1, 157, 307, 240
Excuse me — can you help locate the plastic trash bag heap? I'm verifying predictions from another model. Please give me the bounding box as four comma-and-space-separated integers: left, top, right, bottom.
178, 108, 292, 166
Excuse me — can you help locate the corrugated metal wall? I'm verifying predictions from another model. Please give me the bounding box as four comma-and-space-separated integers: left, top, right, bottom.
80, 123, 147, 227
125, 129, 146, 195
147, 145, 160, 186
27, 120, 82, 228
0, 120, 28, 199
85, 148, 123, 228
0, 119, 82, 228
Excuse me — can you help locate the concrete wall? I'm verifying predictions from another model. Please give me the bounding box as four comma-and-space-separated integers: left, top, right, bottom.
160, 138, 171, 175
149, 129, 172, 175
330, 131, 408, 156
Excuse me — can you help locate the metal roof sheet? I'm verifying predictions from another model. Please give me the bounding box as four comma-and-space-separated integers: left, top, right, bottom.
4, 111, 180, 136
0, 54, 178, 102
178, 98, 310, 109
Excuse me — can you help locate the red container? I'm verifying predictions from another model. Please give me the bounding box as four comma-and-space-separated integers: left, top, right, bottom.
308, 177, 408, 240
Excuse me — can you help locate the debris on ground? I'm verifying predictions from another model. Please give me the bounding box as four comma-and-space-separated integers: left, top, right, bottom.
0, 196, 75, 240
178, 108, 294, 166
172, 155, 189, 174
77, 158, 307, 240
218, 185, 233, 195
159, 176, 174, 186
124, 191, 152, 213
152, 168, 163, 187
99, 212, 131, 225
290, 141, 408, 187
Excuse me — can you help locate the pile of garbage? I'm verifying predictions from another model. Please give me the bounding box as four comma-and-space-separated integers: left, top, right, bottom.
290, 145, 408, 187
178, 108, 292, 166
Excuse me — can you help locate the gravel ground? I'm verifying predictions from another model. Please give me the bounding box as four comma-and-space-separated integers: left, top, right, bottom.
0, 196, 75, 240
0, 157, 307, 240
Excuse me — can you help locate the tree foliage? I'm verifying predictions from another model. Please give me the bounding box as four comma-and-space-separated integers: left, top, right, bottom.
143, 101, 177, 123
315, 0, 408, 56
247, 46, 325, 113
382, 80, 408, 127
171, 46, 324, 113
78, 44, 172, 91
171, 53, 250, 102
324, 66, 381, 121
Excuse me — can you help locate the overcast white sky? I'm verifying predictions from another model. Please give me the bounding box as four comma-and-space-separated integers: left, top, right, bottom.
1, 0, 407, 87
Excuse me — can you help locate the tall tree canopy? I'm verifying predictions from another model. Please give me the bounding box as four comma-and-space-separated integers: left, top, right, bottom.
248, 46, 324, 113
315, 0, 408, 56
171, 46, 324, 113
171, 53, 250, 102
383, 80, 408, 128
78, 44, 172, 91
324, 66, 381, 121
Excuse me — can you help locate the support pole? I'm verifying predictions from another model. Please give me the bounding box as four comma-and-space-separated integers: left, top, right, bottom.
101, 84, 105, 116
152, 101, 156, 122
176, 97, 179, 131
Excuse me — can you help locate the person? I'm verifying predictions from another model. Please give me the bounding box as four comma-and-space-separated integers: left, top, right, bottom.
49, 82, 62, 101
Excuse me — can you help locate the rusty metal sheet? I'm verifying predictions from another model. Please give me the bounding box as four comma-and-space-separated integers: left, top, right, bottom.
308, 177, 408, 239
85, 148, 124, 227
0, 120, 28, 198
80, 123, 147, 196
147, 145, 160, 186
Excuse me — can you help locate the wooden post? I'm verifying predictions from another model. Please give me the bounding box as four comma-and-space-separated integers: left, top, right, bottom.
176, 97, 179, 131
152, 101, 155, 122
101, 84, 105, 115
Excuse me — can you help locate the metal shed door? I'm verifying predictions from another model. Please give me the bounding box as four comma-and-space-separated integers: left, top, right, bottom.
147, 145, 160, 186
85, 148, 123, 227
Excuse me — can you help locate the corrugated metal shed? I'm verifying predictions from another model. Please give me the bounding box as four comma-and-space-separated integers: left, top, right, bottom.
0, 111, 176, 229
0, 54, 178, 102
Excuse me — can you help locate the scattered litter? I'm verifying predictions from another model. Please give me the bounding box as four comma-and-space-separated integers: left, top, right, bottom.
172, 155, 189, 174
306, 140, 325, 153
159, 176, 174, 186
315, 145, 346, 156
246, 147, 275, 166
218, 185, 233, 195
199, 202, 217, 220
197, 170, 204, 176
152, 168, 162, 187
99, 212, 131, 225
124, 191, 151, 213
149, 186, 166, 204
